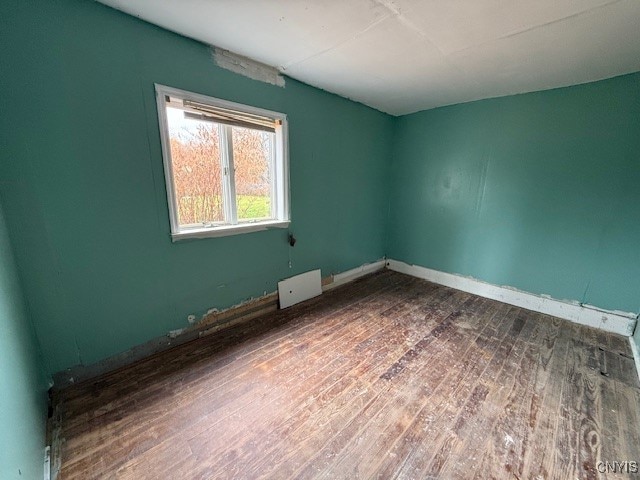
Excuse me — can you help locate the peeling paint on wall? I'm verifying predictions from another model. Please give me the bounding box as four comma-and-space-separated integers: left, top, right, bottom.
168, 328, 184, 339
51, 290, 279, 388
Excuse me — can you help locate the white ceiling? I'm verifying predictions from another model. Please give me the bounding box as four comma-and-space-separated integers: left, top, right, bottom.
99, 0, 640, 115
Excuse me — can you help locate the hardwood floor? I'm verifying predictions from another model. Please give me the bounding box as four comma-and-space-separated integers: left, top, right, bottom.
53, 271, 640, 479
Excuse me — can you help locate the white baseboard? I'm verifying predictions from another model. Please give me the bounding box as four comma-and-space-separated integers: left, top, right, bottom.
323, 259, 387, 291
630, 337, 640, 385
387, 259, 637, 337
44, 446, 50, 480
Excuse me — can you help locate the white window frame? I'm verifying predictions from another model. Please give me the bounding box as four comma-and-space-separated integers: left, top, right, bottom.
155, 84, 290, 241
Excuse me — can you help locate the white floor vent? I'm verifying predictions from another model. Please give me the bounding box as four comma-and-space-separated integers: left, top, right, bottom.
278, 269, 322, 309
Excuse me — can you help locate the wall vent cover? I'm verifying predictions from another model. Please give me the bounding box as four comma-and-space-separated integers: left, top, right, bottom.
278, 269, 322, 309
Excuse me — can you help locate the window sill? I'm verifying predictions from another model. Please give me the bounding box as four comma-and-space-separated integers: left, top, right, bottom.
171, 220, 290, 241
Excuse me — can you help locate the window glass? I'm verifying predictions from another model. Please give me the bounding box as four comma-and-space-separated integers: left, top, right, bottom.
166, 107, 224, 227
232, 126, 273, 222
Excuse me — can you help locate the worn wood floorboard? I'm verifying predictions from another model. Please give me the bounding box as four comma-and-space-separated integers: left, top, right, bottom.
55, 271, 640, 480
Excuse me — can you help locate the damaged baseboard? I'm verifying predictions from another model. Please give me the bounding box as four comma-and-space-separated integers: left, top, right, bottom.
51, 260, 385, 389
387, 259, 637, 337
630, 337, 640, 385
44, 446, 50, 480
196, 292, 279, 338
45, 392, 62, 480
52, 292, 279, 389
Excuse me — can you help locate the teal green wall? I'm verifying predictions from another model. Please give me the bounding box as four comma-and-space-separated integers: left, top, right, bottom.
2, 0, 638, 385
0, 203, 49, 479
0, 0, 393, 373
388, 73, 640, 315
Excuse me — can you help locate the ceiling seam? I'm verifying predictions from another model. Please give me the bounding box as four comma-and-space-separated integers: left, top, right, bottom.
448, 0, 624, 56
371, 0, 480, 92
280, 11, 393, 71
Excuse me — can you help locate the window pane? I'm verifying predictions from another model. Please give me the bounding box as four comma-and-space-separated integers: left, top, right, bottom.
166, 106, 225, 226
232, 126, 273, 221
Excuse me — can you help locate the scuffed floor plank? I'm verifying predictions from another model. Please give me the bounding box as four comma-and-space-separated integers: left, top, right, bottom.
54, 271, 640, 480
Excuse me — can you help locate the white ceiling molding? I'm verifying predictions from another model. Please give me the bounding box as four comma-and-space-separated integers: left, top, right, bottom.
99, 0, 640, 115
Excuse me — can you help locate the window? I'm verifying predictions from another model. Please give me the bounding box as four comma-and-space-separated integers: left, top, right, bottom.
155, 84, 290, 240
